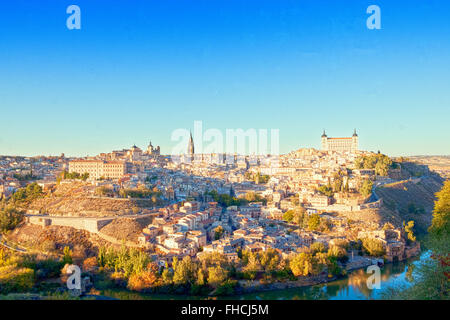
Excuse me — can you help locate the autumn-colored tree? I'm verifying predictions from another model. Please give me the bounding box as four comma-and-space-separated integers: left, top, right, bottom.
243, 251, 262, 272
127, 269, 158, 291
214, 226, 224, 240
429, 180, 450, 237
207, 265, 228, 287
289, 252, 314, 277
404, 220, 416, 243
310, 242, 326, 254
62, 246, 73, 265
196, 268, 206, 286
82, 257, 98, 272
327, 245, 348, 262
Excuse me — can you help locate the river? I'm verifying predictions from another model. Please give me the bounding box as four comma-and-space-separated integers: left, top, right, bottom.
97, 252, 427, 300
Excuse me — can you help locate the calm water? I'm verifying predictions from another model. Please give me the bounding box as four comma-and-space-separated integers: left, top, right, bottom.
99, 253, 427, 300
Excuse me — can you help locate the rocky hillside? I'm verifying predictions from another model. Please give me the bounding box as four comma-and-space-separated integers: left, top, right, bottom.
376, 174, 445, 234
6, 224, 111, 261
99, 216, 153, 243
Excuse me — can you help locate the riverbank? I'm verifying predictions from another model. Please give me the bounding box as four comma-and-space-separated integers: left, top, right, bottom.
234, 274, 337, 294
228, 255, 383, 295
92, 253, 424, 300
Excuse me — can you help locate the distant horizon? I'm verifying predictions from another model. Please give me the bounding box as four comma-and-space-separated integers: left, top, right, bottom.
1, 143, 449, 159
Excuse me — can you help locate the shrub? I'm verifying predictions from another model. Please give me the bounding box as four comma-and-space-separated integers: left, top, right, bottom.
310, 242, 326, 254
215, 280, 237, 296
0, 265, 35, 294
82, 257, 98, 273
0, 207, 24, 232
127, 270, 158, 292
361, 238, 385, 256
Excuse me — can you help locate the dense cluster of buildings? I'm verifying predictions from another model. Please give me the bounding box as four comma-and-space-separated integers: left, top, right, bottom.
1, 131, 419, 266
0, 155, 64, 198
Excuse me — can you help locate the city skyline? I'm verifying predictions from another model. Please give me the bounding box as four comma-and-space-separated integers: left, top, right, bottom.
1, 0, 450, 157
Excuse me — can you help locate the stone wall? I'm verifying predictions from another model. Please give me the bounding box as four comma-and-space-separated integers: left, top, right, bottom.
27, 215, 113, 234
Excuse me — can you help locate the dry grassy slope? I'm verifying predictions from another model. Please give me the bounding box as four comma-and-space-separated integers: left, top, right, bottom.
6, 224, 111, 259
26, 182, 156, 217
375, 174, 444, 234
99, 216, 153, 243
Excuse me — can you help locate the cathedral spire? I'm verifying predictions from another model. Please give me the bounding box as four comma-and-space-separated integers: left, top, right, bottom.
187, 131, 195, 155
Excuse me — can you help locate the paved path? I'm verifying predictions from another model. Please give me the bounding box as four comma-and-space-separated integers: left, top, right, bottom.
25, 210, 159, 221
0, 234, 27, 253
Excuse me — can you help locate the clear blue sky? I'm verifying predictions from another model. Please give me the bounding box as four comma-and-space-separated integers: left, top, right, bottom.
0, 0, 449, 157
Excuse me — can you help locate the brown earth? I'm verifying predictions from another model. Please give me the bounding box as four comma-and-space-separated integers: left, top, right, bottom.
333, 175, 444, 235
25, 181, 157, 217
99, 216, 153, 243
376, 175, 444, 233
5, 224, 114, 262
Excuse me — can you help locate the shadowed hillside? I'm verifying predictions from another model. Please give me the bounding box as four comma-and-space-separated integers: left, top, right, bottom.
376, 174, 445, 234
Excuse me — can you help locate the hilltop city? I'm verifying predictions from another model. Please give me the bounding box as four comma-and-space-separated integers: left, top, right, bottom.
0, 130, 447, 296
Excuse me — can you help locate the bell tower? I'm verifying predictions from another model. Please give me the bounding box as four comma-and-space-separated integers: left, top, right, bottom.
352, 129, 359, 152
321, 130, 328, 150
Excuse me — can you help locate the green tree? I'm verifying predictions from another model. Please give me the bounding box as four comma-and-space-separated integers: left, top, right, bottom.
292, 206, 306, 228
0, 207, 24, 232
359, 179, 373, 197
307, 213, 321, 231
383, 181, 450, 299
161, 268, 173, 285
283, 210, 294, 223
318, 185, 334, 197
11, 182, 43, 203
259, 248, 280, 272
361, 238, 385, 256
173, 256, 196, 286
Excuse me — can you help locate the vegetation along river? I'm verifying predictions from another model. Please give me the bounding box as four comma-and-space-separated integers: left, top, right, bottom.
97, 252, 428, 300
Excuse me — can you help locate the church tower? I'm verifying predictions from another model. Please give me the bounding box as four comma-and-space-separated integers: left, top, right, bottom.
187, 131, 195, 161
321, 130, 328, 150
352, 129, 359, 153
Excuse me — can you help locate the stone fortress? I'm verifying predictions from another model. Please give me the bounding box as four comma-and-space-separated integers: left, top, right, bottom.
321, 129, 359, 153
